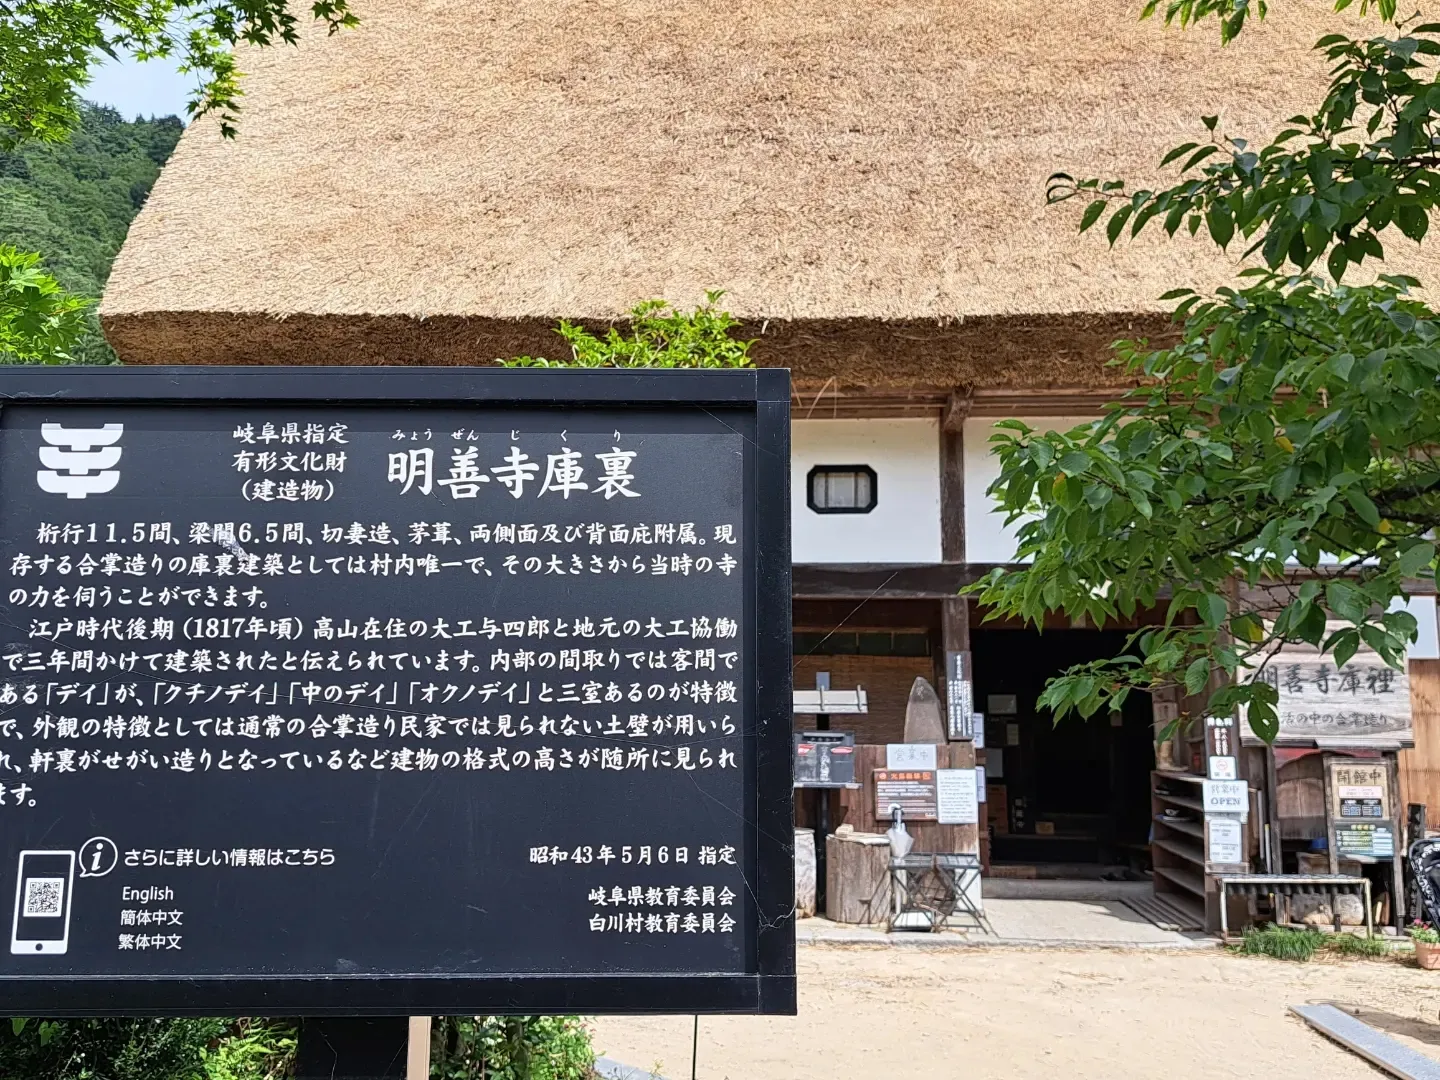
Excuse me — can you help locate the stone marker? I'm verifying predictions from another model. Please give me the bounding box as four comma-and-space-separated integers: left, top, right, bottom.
904, 677, 947, 744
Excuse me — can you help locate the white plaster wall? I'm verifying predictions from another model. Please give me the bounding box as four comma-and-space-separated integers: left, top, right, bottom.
791, 419, 940, 563
963, 416, 1099, 564
1405, 596, 1440, 660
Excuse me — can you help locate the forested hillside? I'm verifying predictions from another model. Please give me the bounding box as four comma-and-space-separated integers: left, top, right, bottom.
1, 104, 183, 362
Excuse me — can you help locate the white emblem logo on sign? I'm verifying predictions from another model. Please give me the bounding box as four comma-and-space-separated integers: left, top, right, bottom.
36, 424, 124, 499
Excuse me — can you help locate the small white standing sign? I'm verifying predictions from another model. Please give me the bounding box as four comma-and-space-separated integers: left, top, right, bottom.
887, 743, 938, 770
1201, 779, 1249, 820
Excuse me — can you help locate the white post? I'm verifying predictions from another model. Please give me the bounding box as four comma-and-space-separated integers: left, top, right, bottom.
406, 1016, 432, 1080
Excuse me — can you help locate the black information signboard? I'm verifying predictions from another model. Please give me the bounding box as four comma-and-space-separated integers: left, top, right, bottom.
792, 731, 855, 787
0, 368, 794, 1016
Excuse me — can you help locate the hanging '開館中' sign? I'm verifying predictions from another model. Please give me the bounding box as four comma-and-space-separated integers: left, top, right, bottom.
0, 367, 794, 1016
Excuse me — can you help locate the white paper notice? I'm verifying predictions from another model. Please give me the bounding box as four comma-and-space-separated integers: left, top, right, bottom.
936, 768, 979, 825
1207, 817, 1244, 864
887, 743, 938, 770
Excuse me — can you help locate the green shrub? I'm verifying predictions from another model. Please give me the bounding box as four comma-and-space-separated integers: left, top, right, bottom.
430, 1016, 594, 1080
1234, 924, 1327, 961
503, 293, 752, 370
0, 1017, 302, 1080
1326, 932, 1390, 959
200, 1019, 296, 1080
1232, 923, 1391, 962
1408, 921, 1440, 944
0, 1017, 227, 1080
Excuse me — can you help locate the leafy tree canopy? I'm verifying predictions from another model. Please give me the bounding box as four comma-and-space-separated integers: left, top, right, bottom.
0, 245, 91, 364
1, 0, 356, 147
1, 0, 352, 365
973, 0, 1440, 741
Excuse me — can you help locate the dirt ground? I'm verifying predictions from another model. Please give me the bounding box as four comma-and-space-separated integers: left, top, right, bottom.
590, 945, 1440, 1080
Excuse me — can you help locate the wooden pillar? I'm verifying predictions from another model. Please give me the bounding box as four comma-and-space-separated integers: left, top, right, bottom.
940, 391, 969, 564
1389, 754, 1406, 929
942, 596, 970, 655
945, 739, 980, 856
939, 391, 982, 866
407, 1018, 432, 1080
943, 598, 981, 864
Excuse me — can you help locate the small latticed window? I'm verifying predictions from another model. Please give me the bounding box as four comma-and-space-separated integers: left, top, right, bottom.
807, 465, 877, 514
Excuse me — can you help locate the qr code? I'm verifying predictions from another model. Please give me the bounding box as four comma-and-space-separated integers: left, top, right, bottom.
23, 877, 64, 917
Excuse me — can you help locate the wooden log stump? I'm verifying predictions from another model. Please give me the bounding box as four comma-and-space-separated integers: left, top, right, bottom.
826, 831, 891, 924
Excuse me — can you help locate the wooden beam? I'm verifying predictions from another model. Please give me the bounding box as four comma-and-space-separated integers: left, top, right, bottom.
785, 384, 1124, 420
792, 562, 1005, 599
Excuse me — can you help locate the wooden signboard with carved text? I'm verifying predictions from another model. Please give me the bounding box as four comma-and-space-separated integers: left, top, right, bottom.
1248, 629, 1412, 748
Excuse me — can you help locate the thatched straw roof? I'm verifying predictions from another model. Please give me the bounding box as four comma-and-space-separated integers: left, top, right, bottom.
100, 0, 1437, 387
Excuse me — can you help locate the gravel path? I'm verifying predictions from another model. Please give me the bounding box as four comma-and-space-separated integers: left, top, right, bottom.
590, 945, 1440, 1080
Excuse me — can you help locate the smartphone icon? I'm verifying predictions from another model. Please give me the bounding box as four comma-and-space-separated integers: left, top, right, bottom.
11, 851, 75, 955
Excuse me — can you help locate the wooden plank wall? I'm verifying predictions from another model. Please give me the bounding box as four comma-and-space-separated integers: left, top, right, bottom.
1400, 658, 1440, 823
790, 654, 934, 745
798, 744, 981, 855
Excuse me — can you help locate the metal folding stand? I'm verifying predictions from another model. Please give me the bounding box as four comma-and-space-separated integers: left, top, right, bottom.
888, 852, 991, 934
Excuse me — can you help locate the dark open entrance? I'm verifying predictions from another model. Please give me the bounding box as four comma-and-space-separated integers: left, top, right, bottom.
973, 628, 1154, 871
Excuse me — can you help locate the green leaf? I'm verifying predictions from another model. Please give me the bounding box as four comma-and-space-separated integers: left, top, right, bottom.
1345, 488, 1381, 528
1272, 465, 1301, 501
1106, 204, 1135, 246
1206, 204, 1235, 248
1328, 628, 1361, 669
1183, 145, 1221, 171
1397, 541, 1436, 578
1360, 623, 1394, 660
1232, 612, 1266, 643
1160, 142, 1201, 167
1246, 700, 1280, 745
1199, 593, 1227, 628
1397, 204, 1429, 243
1080, 199, 1108, 232
1326, 580, 1366, 623
1311, 409, 1345, 437
10, 1018, 26, 1036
